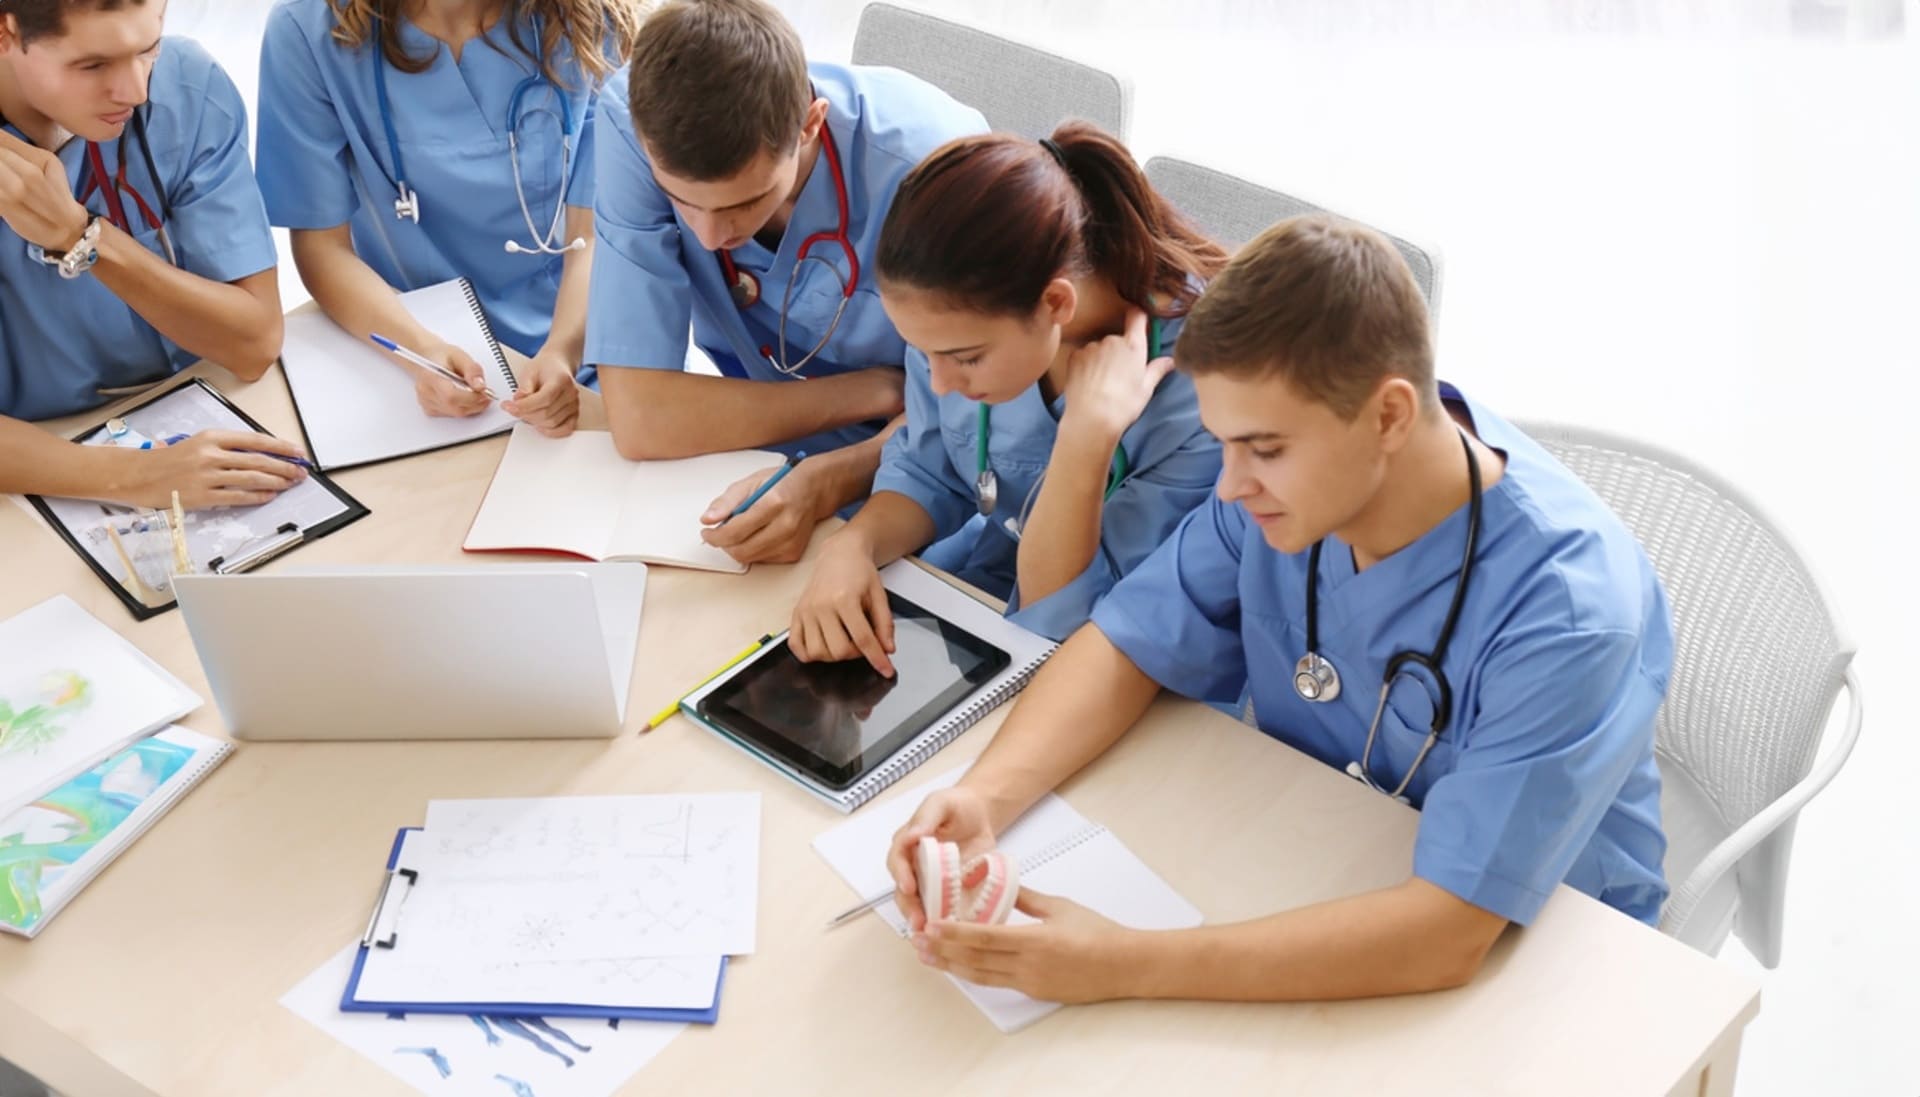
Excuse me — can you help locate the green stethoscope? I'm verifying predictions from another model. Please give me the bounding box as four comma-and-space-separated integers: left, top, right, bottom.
974, 316, 1161, 519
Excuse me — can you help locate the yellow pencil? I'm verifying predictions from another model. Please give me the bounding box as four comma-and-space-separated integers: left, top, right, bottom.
645, 633, 775, 731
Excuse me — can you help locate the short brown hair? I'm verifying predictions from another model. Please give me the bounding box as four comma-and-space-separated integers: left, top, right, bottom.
1, 0, 143, 47
627, 0, 809, 181
1178, 214, 1434, 419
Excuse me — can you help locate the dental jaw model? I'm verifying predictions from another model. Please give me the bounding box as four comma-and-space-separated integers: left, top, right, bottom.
915, 835, 1018, 925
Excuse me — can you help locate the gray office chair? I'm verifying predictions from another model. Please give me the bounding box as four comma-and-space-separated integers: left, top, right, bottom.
850, 2, 1133, 140
1143, 156, 1443, 319
1520, 420, 1862, 966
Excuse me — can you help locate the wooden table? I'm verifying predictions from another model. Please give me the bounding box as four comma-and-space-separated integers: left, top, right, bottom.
0, 357, 1758, 1097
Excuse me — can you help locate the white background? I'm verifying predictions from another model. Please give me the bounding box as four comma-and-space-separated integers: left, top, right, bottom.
165, 1, 1918, 1094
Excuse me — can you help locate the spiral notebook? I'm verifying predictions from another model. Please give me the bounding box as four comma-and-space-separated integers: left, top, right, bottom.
1, 725, 232, 939
812, 768, 1204, 1031
279, 279, 520, 471
681, 561, 1057, 813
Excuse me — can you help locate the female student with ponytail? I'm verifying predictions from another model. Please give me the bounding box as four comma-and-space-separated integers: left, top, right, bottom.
255, 0, 649, 436
789, 122, 1229, 671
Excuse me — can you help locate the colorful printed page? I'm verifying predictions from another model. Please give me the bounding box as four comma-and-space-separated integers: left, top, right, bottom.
0, 596, 201, 820
1, 725, 230, 937
284, 945, 686, 1097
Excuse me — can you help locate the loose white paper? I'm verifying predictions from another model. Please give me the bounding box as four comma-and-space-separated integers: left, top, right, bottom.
284, 946, 684, 1097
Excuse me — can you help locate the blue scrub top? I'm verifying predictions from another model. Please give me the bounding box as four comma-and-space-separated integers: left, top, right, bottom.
256, 0, 604, 360
874, 314, 1223, 641
1092, 387, 1673, 927
0, 38, 277, 422
584, 62, 987, 457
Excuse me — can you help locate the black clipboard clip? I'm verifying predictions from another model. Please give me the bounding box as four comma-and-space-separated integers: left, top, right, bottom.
208, 522, 306, 574
360, 865, 419, 951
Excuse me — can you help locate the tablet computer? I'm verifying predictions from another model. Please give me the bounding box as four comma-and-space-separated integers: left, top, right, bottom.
696, 592, 1012, 791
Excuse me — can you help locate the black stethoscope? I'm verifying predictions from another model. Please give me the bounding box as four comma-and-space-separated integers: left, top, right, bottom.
370, 17, 585, 256
974, 315, 1161, 520
1293, 428, 1482, 803
718, 119, 858, 378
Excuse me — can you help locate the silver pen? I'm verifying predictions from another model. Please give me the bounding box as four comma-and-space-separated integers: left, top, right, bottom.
825, 890, 895, 929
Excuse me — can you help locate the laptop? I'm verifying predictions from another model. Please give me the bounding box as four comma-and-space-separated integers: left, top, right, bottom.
174, 564, 647, 741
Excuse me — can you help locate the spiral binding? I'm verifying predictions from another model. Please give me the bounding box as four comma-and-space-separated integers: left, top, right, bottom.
1012, 822, 1106, 875
840, 652, 1053, 811
456, 278, 519, 394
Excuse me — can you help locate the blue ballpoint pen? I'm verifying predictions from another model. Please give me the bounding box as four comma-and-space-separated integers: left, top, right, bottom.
719, 452, 805, 525
139, 433, 314, 470
369, 332, 501, 400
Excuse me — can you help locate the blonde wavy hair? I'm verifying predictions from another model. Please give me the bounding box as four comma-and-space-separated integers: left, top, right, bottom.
327, 0, 652, 87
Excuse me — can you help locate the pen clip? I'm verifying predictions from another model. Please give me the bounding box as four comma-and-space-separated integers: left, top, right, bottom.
208, 523, 304, 574
361, 866, 420, 950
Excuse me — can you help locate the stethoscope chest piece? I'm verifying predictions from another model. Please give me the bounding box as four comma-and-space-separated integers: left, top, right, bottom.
730, 267, 762, 309
975, 469, 999, 517
1293, 652, 1342, 703
394, 183, 420, 225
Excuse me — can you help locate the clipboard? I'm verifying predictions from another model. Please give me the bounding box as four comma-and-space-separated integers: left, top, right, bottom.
25, 378, 370, 621
340, 828, 728, 1023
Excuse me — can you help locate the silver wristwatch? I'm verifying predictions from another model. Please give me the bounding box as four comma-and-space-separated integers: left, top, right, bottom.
40, 215, 105, 280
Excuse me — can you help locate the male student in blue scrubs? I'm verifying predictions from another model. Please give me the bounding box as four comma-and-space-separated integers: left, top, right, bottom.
888, 215, 1673, 1003
0, 0, 306, 506
586, 0, 985, 564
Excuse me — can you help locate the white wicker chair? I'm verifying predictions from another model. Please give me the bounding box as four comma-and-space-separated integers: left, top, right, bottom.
850, 3, 1133, 140
1519, 421, 1862, 965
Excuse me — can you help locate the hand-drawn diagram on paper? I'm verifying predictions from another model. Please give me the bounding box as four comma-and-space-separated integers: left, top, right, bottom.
395, 794, 759, 963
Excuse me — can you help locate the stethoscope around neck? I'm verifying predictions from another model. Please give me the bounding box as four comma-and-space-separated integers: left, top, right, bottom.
717, 118, 858, 378
1294, 427, 1483, 804
974, 314, 1162, 524
370, 18, 585, 256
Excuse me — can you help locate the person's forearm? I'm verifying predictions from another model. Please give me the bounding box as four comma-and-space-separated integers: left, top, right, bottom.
1123, 879, 1510, 1001
533, 206, 594, 368
825, 488, 938, 569
0, 415, 141, 501
1015, 425, 1114, 604
601, 367, 900, 460
90, 226, 281, 379
290, 225, 441, 352
802, 414, 902, 517
962, 627, 1163, 832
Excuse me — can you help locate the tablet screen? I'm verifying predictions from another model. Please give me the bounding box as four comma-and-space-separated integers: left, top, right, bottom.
696, 592, 1011, 790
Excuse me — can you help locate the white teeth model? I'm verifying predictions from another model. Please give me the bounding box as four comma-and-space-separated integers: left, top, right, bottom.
914, 835, 1018, 925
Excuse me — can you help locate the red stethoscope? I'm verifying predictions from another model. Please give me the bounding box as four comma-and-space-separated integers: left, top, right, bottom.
716, 119, 859, 377
79, 109, 178, 266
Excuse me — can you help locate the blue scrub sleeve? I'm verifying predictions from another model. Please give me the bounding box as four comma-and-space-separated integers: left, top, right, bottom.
565, 81, 599, 209
582, 87, 695, 371
1412, 625, 1656, 926
167, 53, 278, 284
1090, 495, 1249, 703
870, 355, 979, 545
254, 8, 359, 230
1007, 431, 1221, 641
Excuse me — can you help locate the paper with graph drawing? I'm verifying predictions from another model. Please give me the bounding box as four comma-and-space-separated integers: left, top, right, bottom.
284, 945, 686, 1097
395, 794, 760, 962
354, 831, 725, 1008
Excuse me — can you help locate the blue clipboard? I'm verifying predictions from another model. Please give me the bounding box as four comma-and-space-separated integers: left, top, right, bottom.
339, 828, 727, 1023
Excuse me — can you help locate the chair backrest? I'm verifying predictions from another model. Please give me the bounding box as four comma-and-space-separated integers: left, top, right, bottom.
1519, 420, 1854, 962
1143, 155, 1444, 318
851, 3, 1132, 140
